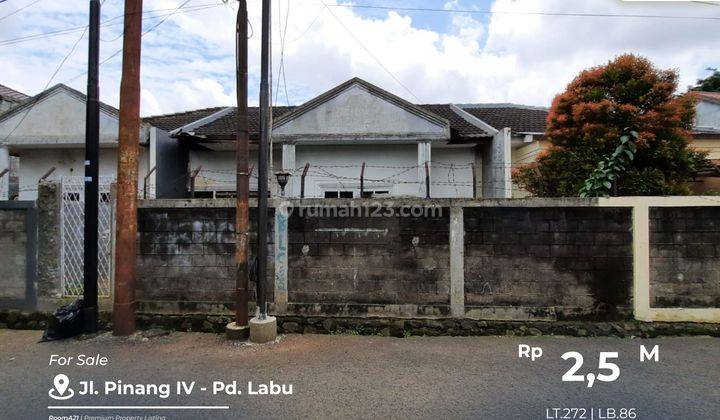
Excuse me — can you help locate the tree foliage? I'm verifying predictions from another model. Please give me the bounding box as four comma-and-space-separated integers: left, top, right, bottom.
514, 54, 707, 197
692, 70, 720, 92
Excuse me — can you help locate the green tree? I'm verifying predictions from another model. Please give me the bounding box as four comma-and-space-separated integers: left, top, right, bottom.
514, 54, 707, 197
692, 70, 720, 92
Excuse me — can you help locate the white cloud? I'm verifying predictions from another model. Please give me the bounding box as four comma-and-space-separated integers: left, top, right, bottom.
0, 0, 718, 116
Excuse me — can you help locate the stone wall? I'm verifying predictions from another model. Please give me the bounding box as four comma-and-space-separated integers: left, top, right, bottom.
650, 207, 720, 308
464, 207, 633, 320
0, 208, 28, 301
287, 209, 450, 308
136, 205, 274, 313
0, 201, 37, 310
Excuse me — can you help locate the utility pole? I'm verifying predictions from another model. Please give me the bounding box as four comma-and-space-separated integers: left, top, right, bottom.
113, 0, 143, 336
249, 0, 277, 343
226, 0, 250, 340
83, 0, 101, 334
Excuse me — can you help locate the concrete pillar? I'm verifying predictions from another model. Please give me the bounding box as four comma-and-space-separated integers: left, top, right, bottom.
148, 127, 157, 199
0, 146, 9, 200
449, 206, 465, 317
36, 181, 63, 310
484, 128, 512, 198
281, 143, 296, 196
632, 205, 651, 321
417, 141, 431, 197
273, 203, 289, 312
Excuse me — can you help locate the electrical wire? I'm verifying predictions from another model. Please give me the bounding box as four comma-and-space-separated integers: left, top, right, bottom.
0, 0, 42, 22
320, 0, 421, 102
2, 23, 89, 144
312, 2, 720, 21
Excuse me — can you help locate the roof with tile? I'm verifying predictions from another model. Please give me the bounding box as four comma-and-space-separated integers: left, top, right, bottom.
460, 104, 548, 134
0, 84, 29, 103
142, 106, 228, 132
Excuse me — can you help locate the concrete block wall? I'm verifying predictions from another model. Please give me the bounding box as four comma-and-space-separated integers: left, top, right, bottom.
463, 207, 633, 320
0, 208, 29, 301
136, 205, 274, 313
287, 210, 450, 307
650, 207, 720, 308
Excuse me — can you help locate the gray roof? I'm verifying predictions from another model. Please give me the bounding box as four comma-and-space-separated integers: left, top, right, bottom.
142, 78, 550, 142
0, 84, 29, 103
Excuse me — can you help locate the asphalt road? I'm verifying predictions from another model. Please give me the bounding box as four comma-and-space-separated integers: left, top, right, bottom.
0, 330, 717, 419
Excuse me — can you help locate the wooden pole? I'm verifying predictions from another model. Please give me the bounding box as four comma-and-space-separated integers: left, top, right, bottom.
113, 0, 143, 336
234, 0, 250, 329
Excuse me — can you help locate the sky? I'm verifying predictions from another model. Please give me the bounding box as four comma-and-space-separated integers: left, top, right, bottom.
0, 0, 719, 117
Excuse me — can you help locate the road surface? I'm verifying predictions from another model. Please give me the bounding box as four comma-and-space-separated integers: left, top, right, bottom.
0, 330, 717, 419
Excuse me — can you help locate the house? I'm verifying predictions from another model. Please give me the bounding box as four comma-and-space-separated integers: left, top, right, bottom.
0, 84, 187, 200
0, 84, 30, 199
690, 91, 720, 193
144, 77, 548, 199
0, 84, 28, 113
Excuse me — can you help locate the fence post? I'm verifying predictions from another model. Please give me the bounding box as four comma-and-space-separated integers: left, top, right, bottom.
425, 161, 430, 199
36, 181, 63, 310
143, 165, 156, 199
360, 162, 365, 197
449, 206, 465, 317
300, 163, 309, 198
470, 163, 477, 199
189, 166, 202, 198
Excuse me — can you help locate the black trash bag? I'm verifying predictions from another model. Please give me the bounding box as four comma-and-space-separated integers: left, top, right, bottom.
41, 299, 85, 342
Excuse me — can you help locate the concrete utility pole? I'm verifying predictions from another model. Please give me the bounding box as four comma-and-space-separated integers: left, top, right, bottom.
249, 0, 277, 343
113, 0, 143, 336
226, 0, 250, 340
83, 0, 101, 334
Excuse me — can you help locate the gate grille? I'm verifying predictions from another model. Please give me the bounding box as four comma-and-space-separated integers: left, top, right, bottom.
61, 176, 113, 297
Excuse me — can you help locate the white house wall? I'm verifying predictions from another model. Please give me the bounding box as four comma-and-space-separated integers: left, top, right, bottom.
188, 149, 282, 195
430, 147, 475, 198
16, 147, 150, 200
0, 90, 119, 146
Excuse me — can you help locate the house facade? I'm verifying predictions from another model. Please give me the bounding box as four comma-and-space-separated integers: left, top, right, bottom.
0, 84, 186, 200
147, 78, 548, 199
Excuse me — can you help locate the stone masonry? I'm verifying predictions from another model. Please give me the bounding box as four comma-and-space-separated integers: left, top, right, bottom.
136, 206, 274, 313
650, 207, 720, 308
464, 207, 633, 320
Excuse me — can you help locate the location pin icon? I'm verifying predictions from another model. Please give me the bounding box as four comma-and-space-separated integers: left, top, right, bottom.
53, 374, 69, 396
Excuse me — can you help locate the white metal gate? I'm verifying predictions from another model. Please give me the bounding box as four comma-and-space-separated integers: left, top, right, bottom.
61, 176, 113, 297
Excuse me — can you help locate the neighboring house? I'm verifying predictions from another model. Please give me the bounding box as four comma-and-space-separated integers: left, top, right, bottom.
0, 84, 28, 113
0, 84, 185, 200
145, 77, 548, 199
690, 91, 720, 193
0, 84, 30, 199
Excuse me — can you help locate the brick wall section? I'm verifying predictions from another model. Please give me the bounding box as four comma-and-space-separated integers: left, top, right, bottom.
650, 207, 720, 308
287, 209, 450, 305
464, 207, 633, 319
136, 207, 274, 306
0, 209, 27, 300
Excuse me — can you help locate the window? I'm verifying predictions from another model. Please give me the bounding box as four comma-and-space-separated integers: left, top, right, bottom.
324, 191, 354, 198
361, 190, 390, 198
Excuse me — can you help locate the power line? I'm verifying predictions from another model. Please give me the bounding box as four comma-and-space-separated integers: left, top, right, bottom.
0, 0, 42, 22
320, 0, 420, 102
62, 1, 217, 85
0, 2, 225, 47
2, 22, 89, 144
313, 2, 720, 21
274, 0, 290, 107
